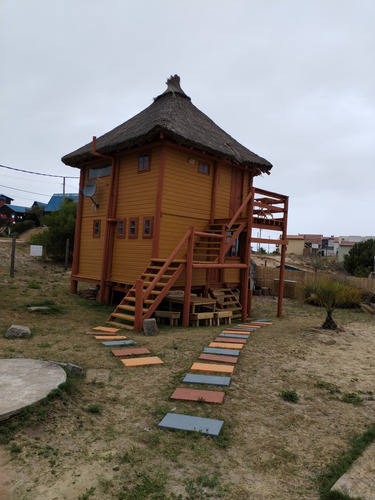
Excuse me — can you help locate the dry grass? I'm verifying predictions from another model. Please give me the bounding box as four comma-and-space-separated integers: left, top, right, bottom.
1, 240, 375, 499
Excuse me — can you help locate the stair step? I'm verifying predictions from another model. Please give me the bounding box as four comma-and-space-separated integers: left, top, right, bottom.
143, 273, 173, 279
117, 305, 148, 313
112, 312, 136, 321
106, 321, 134, 330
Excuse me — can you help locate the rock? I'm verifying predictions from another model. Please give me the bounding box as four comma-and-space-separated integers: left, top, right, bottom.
143, 318, 158, 336
5, 325, 31, 339
50, 361, 84, 374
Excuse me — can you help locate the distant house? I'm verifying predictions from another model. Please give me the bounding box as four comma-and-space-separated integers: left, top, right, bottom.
337, 241, 356, 262
0, 194, 14, 207
285, 235, 305, 255
44, 193, 79, 213
0, 204, 29, 224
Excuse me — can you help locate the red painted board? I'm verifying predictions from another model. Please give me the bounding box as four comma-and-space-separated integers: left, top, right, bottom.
214, 337, 246, 344
171, 387, 225, 404
112, 347, 151, 357
198, 353, 238, 364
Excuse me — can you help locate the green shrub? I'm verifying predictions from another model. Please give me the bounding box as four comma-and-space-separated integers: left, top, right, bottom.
280, 390, 299, 403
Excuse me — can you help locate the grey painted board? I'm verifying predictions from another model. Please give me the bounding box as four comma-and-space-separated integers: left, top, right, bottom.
219, 333, 249, 339
203, 347, 240, 356
183, 373, 231, 386
158, 413, 224, 436
255, 319, 272, 322
101, 340, 137, 346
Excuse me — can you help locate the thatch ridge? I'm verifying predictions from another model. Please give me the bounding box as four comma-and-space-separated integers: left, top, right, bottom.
62, 75, 272, 172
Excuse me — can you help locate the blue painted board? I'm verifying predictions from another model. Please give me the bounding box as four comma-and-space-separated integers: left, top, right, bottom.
183, 373, 231, 387
219, 333, 249, 339
203, 347, 240, 356
158, 413, 224, 436
101, 340, 137, 346
255, 319, 272, 322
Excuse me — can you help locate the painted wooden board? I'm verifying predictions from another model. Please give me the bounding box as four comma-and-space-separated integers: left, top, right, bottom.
171, 387, 225, 404
102, 340, 137, 346
198, 353, 238, 364
223, 327, 254, 331
94, 335, 128, 340
255, 319, 272, 322
214, 337, 246, 344
86, 331, 116, 335
191, 362, 234, 374
219, 333, 249, 339
92, 326, 120, 333
158, 413, 224, 436
209, 342, 243, 350
235, 324, 260, 329
183, 373, 231, 386
203, 347, 240, 356
120, 356, 164, 368
112, 347, 151, 357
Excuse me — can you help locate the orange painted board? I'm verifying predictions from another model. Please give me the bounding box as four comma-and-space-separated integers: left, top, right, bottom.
121, 356, 164, 368
221, 329, 251, 335
112, 347, 151, 357
191, 362, 234, 374
199, 353, 238, 364
237, 324, 260, 328
94, 335, 127, 340
92, 326, 120, 333
86, 331, 116, 335
171, 387, 225, 404
250, 322, 272, 326
214, 337, 246, 344
209, 342, 243, 350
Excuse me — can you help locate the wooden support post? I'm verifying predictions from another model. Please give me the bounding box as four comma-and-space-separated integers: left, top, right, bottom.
134, 278, 144, 332
64, 238, 70, 271
10, 236, 16, 277
182, 228, 194, 327
277, 196, 289, 317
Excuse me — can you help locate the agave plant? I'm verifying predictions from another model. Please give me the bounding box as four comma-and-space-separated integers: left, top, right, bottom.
304, 277, 362, 329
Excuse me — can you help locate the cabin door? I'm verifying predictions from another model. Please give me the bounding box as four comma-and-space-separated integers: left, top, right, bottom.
229, 168, 243, 217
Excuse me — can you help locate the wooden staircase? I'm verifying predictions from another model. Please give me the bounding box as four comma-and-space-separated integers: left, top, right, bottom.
106, 259, 185, 330
208, 284, 242, 319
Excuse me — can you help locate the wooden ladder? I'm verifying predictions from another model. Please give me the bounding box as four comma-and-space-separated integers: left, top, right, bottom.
208, 284, 242, 319
106, 259, 185, 330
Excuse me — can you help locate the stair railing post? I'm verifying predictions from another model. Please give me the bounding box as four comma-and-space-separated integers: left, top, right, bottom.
219, 224, 226, 264
134, 278, 144, 331
182, 227, 194, 327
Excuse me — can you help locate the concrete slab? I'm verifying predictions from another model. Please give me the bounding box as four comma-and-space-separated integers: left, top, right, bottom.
191, 362, 234, 374
120, 356, 164, 368
111, 347, 151, 357
101, 340, 136, 346
203, 347, 240, 356
214, 337, 246, 344
198, 353, 238, 364
209, 342, 244, 350
171, 387, 225, 404
219, 333, 249, 339
158, 413, 224, 436
92, 326, 120, 333
183, 373, 231, 386
0, 358, 67, 421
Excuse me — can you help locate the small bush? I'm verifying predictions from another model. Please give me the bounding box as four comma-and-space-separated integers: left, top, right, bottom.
85, 404, 102, 414
280, 390, 299, 403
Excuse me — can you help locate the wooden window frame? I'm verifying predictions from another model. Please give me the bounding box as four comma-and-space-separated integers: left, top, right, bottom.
93, 219, 101, 238
142, 216, 154, 239
138, 152, 151, 173
116, 218, 126, 239
198, 162, 210, 175
128, 217, 139, 239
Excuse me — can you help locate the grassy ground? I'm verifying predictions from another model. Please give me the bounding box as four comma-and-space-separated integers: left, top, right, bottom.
1, 241, 375, 500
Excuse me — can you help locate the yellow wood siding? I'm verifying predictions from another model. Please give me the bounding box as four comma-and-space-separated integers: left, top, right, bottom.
78, 218, 105, 279
215, 164, 232, 218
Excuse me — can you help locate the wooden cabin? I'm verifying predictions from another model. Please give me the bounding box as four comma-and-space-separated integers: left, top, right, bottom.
62, 75, 288, 330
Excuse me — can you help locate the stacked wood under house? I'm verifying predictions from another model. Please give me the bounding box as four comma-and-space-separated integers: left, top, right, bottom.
62, 75, 288, 331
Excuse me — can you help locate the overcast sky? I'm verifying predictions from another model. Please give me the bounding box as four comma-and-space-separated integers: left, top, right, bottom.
1, 0, 374, 237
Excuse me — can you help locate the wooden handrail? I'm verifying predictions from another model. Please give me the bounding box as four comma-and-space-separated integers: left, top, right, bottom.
227, 188, 254, 230
220, 222, 246, 260
194, 231, 223, 239
143, 228, 192, 301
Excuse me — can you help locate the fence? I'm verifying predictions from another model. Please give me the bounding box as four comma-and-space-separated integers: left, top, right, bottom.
255, 267, 375, 300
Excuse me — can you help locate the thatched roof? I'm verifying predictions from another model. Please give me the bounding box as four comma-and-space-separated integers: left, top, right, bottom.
62, 75, 272, 173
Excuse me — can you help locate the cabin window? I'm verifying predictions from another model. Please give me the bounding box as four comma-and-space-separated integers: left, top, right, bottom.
89, 165, 111, 179
138, 153, 150, 173
198, 162, 210, 175
93, 220, 101, 238
129, 217, 139, 239
226, 235, 240, 257
142, 216, 154, 239
116, 218, 126, 238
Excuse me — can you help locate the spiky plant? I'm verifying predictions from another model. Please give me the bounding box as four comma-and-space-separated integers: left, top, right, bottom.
304, 277, 362, 329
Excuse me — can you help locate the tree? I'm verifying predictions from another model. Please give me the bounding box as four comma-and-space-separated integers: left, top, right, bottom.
304, 277, 362, 330
29, 199, 77, 261
344, 239, 375, 277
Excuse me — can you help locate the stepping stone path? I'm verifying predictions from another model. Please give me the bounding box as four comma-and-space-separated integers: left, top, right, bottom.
101, 340, 137, 347
112, 347, 151, 357
158, 320, 272, 436
120, 356, 164, 368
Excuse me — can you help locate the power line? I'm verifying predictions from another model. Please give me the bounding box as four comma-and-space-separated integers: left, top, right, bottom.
0, 163, 79, 179
0, 184, 50, 197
